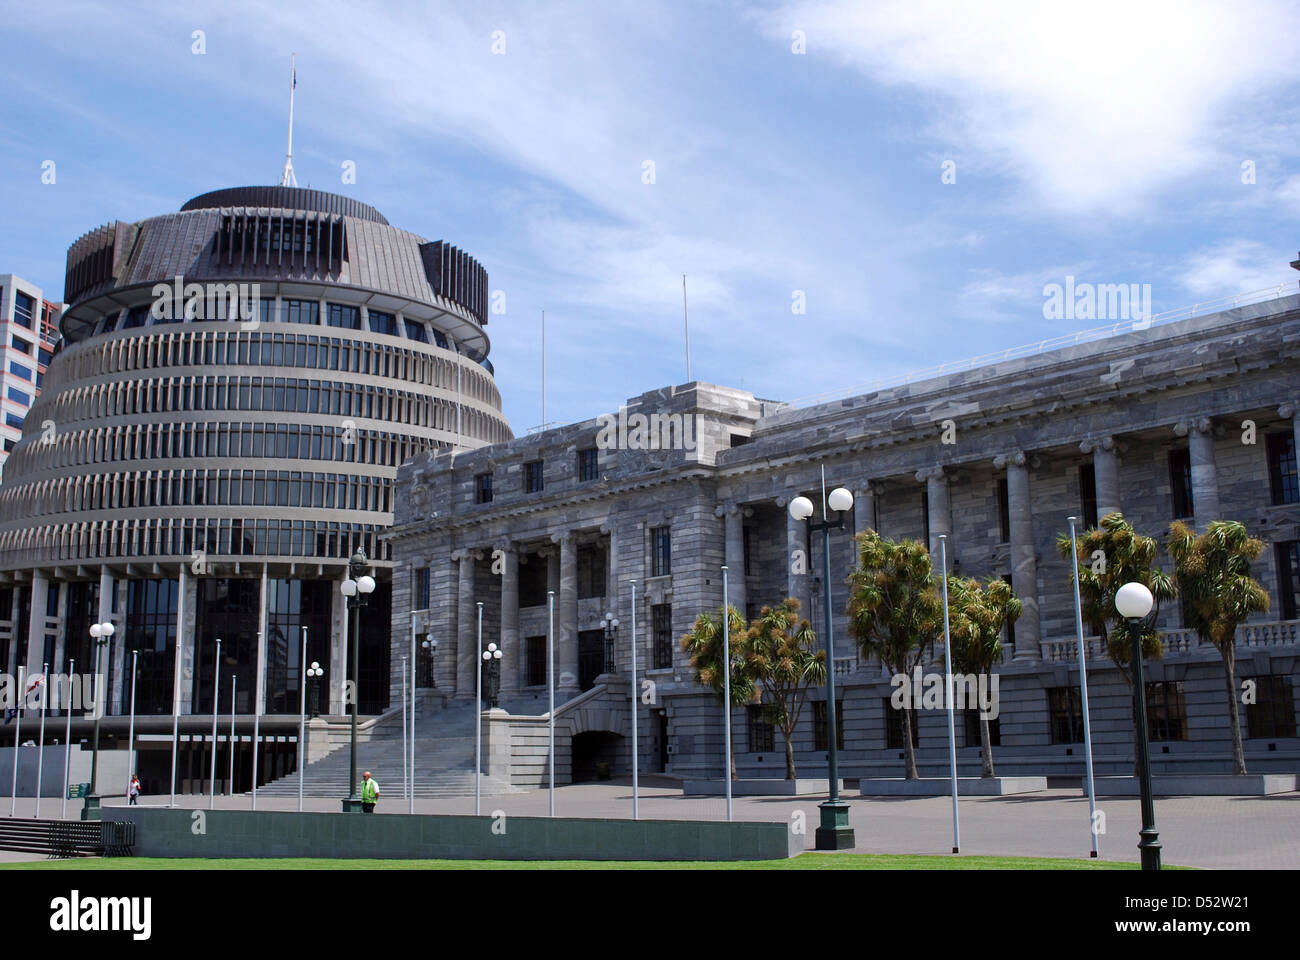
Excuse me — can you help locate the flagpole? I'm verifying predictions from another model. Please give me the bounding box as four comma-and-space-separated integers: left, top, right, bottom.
61, 659, 74, 819
474, 602, 483, 816
939, 535, 960, 854
548, 590, 555, 818
252, 633, 261, 811
682, 275, 691, 382
401, 655, 408, 804
630, 579, 638, 820
228, 675, 237, 796
1069, 517, 1101, 858
35, 663, 48, 818
209, 640, 220, 810
126, 651, 138, 803
10, 664, 24, 816
409, 624, 416, 815
298, 627, 307, 813
721, 565, 732, 822
169, 566, 185, 809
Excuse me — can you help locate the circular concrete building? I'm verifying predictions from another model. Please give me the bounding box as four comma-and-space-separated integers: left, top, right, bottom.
0, 186, 510, 793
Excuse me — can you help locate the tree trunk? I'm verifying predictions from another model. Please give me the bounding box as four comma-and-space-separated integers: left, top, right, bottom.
902, 705, 919, 779
980, 710, 996, 778
1222, 647, 1247, 776
784, 729, 797, 780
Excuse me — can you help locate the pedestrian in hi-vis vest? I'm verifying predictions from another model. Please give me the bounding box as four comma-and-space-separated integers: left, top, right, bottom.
360, 771, 380, 813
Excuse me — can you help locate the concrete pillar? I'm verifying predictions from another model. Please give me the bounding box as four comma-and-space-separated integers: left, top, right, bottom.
99, 569, 124, 715
723, 504, 747, 618
1082, 436, 1121, 521
499, 542, 520, 696
555, 533, 579, 699
455, 549, 476, 698
52, 582, 67, 684
851, 482, 875, 568
785, 497, 808, 612
329, 580, 347, 714
916, 467, 952, 568
26, 572, 48, 679
178, 569, 198, 715
1179, 418, 1220, 529
996, 452, 1040, 660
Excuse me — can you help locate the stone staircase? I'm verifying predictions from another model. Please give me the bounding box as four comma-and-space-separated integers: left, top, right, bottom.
256, 698, 524, 799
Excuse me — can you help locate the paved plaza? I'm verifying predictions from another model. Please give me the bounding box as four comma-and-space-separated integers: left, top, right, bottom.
3, 779, 1296, 869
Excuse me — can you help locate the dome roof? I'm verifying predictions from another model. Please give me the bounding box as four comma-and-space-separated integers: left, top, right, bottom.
180, 186, 389, 224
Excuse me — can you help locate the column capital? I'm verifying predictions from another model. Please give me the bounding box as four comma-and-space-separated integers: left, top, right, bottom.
1173, 417, 1212, 437
551, 531, 576, 547
1079, 435, 1116, 454
1278, 403, 1296, 419
993, 451, 1026, 470
915, 465, 946, 483
495, 540, 517, 556
450, 548, 471, 562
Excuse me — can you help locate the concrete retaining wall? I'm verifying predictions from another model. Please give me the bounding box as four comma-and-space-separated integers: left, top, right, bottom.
110, 807, 799, 861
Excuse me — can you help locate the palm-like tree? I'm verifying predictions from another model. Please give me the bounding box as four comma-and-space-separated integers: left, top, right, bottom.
680, 604, 753, 780
742, 598, 826, 780
1055, 512, 1176, 772
846, 530, 944, 779
1166, 519, 1270, 775
947, 577, 1022, 777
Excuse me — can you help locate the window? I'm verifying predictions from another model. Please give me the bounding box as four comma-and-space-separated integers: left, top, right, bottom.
577, 544, 607, 599
1080, 462, 1098, 529
475, 472, 493, 504
1276, 542, 1300, 619
284, 299, 317, 325
743, 525, 753, 577
1143, 681, 1187, 741
577, 447, 598, 482
1002, 574, 1016, 650
368, 311, 397, 336
650, 526, 671, 577
519, 555, 547, 607
1169, 448, 1194, 519
526, 636, 547, 686
523, 460, 543, 494
412, 567, 430, 610
884, 699, 919, 749
921, 488, 930, 544
746, 704, 775, 752
326, 303, 360, 329
13, 292, 34, 328
1048, 686, 1084, 744
8, 361, 31, 381
7, 412, 25, 429
1267, 432, 1299, 505
7, 387, 30, 407
997, 477, 1010, 542
813, 700, 844, 751
1246, 675, 1296, 738
962, 708, 1001, 748
404, 319, 429, 343
652, 603, 673, 669
37, 348, 52, 366
10, 335, 30, 354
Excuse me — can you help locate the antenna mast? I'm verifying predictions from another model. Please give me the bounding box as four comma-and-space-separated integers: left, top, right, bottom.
280, 54, 298, 187
682, 274, 691, 382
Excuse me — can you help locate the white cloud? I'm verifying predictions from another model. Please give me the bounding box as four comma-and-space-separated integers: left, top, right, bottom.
760, 0, 1300, 215
1179, 240, 1296, 298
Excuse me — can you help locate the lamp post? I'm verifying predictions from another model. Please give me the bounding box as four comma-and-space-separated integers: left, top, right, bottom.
1116, 581, 1161, 871
602, 612, 620, 675
306, 662, 323, 719
483, 644, 503, 709
421, 633, 438, 688
340, 549, 376, 812
788, 467, 856, 850
81, 620, 115, 821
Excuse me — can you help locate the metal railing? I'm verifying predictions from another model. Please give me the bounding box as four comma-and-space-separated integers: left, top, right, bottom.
1040, 619, 1300, 662
788, 284, 1293, 409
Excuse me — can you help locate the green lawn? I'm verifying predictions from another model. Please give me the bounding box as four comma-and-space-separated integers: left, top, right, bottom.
0, 853, 1164, 870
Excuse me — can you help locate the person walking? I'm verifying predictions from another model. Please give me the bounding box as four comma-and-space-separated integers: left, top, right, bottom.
128, 775, 141, 806
360, 771, 380, 813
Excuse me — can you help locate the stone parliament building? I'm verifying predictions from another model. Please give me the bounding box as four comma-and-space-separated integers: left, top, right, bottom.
390, 276, 1300, 784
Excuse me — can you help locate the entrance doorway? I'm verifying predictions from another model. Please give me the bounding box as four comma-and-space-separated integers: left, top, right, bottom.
578, 629, 604, 691
655, 710, 669, 772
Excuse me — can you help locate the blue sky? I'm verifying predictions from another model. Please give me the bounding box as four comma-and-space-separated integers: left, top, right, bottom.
2, 0, 1298, 432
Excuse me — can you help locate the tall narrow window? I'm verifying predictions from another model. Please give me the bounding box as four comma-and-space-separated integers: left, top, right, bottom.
813, 700, 845, 751
523, 460, 543, 494
651, 526, 671, 577
1079, 462, 1098, 529
997, 477, 1011, 542
746, 705, 775, 753
884, 698, 919, 749
1144, 681, 1188, 741
475, 472, 493, 504
1267, 432, 1299, 505
1169, 448, 1194, 519
1245, 675, 1297, 738
1048, 687, 1084, 744
576, 447, 598, 483
652, 603, 673, 669
1276, 541, 1300, 619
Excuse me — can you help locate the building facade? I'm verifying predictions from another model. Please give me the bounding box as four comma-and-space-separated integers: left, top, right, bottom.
0, 274, 61, 474
0, 185, 510, 792
389, 285, 1300, 782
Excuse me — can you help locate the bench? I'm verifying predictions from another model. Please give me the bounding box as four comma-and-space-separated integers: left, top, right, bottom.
0, 817, 135, 858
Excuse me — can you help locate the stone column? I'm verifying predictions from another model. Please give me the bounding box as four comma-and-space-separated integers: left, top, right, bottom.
499, 542, 520, 697
455, 549, 476, 698
179, 568, 198, 715
605, 526, 618, 612
784, 496, 808, 611
554, 533, 580, 699
851, 482, 876, 568
26, 572, 48, 679
995, 452, 1040, 660
51, 582, 67, 684
1081, 436, 1121, 521
329, 578, 348, 713
99, 569, 124, 715
723, 504, 747, 617
1177, 418, 1220, 528
916, 466, 952, 568
255, 565, 268, 715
